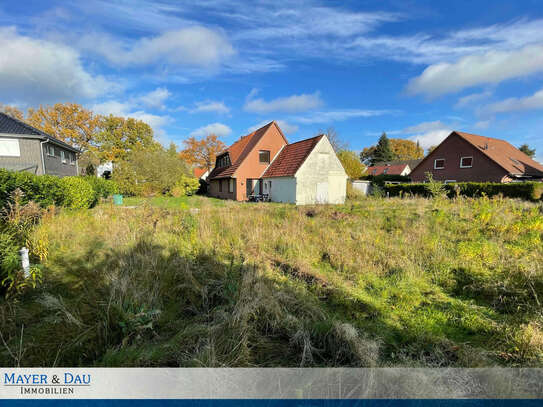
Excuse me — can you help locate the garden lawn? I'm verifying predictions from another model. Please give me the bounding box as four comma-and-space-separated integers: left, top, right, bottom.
120, 195, 225, 209
1, 196, 542, 367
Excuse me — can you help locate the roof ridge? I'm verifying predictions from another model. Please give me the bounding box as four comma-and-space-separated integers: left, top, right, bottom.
286, 134, 323, 146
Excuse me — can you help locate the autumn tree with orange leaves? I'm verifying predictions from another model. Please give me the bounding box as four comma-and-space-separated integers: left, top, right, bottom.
179, 134, 226, 171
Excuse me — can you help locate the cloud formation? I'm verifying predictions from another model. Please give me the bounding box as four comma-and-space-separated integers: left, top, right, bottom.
483, 87, 543, 114
244, 92, 323, 114
190, 101, 230, 114
293, 109, 396, 124
0, 26, 111, 105
407, 44, 543, 97
189, 122, 232, 138
248, 120, 298, 135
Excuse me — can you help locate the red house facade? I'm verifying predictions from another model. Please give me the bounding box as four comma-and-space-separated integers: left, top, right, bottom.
410, 131, 543, 183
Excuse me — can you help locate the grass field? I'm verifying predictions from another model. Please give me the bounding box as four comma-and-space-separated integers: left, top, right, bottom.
121, 195, 225, 209
1, 195, 542, 367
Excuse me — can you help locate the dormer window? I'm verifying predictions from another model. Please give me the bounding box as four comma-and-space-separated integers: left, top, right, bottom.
216, 153, 231, 168
460, 156, 473, 168
434, 159, 445, 169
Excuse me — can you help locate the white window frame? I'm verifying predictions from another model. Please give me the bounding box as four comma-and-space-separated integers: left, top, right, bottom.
444, 180, 456, 184
60, 150, 67, 164
47, 145, 55, 157
229, 178, 234, 193
0, 138, 21, 157
70, 152, 76, 165
434, 158, 445, 169
460, 156, 473, 168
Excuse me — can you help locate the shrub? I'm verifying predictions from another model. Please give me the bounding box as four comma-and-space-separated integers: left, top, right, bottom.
84, 176, 118, 205
359, 174, 410, 186
59, 177, 95, 209
385, 181, 543, 201
169, 175, 200, 197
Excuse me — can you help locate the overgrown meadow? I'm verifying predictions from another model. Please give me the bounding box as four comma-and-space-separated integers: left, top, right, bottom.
1, 195, 542, 367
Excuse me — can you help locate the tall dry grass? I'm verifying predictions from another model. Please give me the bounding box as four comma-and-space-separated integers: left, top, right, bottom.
0, 195, 541, 367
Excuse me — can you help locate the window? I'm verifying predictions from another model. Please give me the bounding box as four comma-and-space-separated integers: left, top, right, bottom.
259, 150, 270, 164
60, 150, 67, 164
444, 180, 456, 184
219, 180, 223, 192
434, 159, 445, 169
383, 168, 388, 174
70, 152, 76, 165
229, 178, 234, 193
0, 139, 20, 157
216, 154, 231, 168
372, 169, 377, 175
460, 156, 473, 168
47, 145, 55, 156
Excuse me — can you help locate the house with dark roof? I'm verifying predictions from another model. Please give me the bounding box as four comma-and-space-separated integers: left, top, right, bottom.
410, 131, 543, 183
366, 163, 411, 176
207, 121, 347, 204
0, 112, 79, 177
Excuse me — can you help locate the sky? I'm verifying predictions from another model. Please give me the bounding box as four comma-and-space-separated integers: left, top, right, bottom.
1, 0, 542, 162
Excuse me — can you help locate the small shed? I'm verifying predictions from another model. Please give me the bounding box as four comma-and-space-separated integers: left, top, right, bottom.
262, 135, 347, 205
351, 180, 372, 196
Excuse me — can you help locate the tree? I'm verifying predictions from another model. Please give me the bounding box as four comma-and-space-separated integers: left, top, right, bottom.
317, 127, 348, 152
337, 150, 366, 179
113, 148, 191, 196
97, 115, 161, 163
390, 139, 424, 160
371, 133, 395, 165
0, 104, 24, 120
426, 145, 438, 155
519, 144, 536, 158
26, 103, 101, 153
179, 134, 226, 171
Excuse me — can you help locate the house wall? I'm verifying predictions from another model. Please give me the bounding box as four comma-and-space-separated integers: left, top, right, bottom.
208, 178, 237, 200
410, 134, 508, 183
233, 124, 287, 201
0, 136, 44, 174
295, 137, 348, 205
265, 177, 296, 203
42, 143, 78, 177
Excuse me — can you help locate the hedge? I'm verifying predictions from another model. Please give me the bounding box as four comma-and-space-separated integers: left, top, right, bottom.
0, 169, 118, 209
384, 181, 543, 201
360, 174, 410, 186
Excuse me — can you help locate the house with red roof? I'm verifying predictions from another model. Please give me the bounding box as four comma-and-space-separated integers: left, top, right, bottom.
366, 163, 411, 176
207, 121, 347, 204
193, 167, 209, 180
410, 131, 543, 183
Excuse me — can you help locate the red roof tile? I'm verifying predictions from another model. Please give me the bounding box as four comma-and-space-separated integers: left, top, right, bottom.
454, 131, 543, 176
208, 121, 276, 179
262, 135, 323, 178
366, 164, 408, 176
193, 167, 207, 178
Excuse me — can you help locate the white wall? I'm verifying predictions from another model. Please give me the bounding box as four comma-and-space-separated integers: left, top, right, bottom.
265, 177, 297, 203
295, 136, 348, 205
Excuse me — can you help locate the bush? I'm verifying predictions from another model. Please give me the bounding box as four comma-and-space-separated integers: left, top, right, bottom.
0, 169, 65, 208
360, 174, 410, 186
58, 177, 95, 209
169, 175, 200, 198
84, 176, 118, 205
385, 181, 543, 201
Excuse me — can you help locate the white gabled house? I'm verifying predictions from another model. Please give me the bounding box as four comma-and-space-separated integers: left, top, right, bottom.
261, 135, 348, 205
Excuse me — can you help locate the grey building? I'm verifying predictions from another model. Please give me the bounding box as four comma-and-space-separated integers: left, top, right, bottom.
0, 112, 79, 177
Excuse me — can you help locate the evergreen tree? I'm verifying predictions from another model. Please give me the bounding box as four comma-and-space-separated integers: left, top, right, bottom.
519, 144, 536, 158
372, 132, 395, 165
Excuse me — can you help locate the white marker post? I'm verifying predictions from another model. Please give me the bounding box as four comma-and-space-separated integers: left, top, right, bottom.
19, 247, 30, 278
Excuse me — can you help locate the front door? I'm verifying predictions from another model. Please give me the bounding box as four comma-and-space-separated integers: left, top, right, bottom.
246, 178, 254, 197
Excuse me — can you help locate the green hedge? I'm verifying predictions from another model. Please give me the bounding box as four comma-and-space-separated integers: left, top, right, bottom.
360, 174, 410, 186
0, 169, 118, 209
384, 181, 543, 201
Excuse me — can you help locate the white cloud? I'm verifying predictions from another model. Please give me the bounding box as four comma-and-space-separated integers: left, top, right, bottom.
293, 109, 395, 124
91, 100, 171, 136
244, 92, 323, 114
0, 26, 111, 104
79, 26, 235, 68
483, 87, 543, 114
474, 120, 491, 130
248, 120, 298, 135
455, 90, 492, 108
190, 101, 230, 114
189, 122, 232, 138
407, 44, 543, 97
139, 87, 171, 109
402, 121, 452, 150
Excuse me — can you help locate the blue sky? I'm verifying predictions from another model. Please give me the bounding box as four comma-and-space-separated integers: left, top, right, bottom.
1, 0, 543, 161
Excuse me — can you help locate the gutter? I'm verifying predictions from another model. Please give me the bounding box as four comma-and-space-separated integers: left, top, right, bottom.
39, 139, 48, 176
